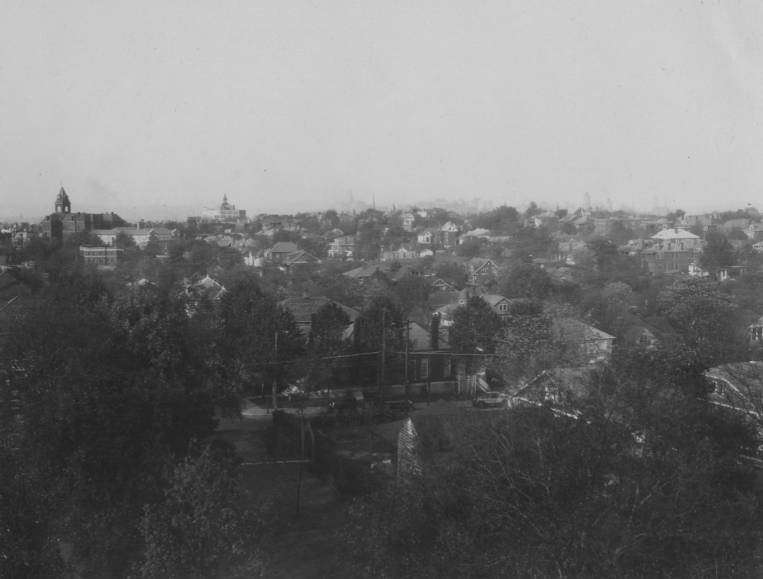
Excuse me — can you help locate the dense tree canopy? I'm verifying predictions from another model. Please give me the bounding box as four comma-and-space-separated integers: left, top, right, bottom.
657, 279, 745, 366
700, 230, 736, 275
449, 295, 503, 355
345, 347, 761, 578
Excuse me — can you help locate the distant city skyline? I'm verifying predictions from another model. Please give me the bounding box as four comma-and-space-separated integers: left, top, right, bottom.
3, 1, 763, 220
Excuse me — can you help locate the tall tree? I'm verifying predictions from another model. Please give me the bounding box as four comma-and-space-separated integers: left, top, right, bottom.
3, 273, 224, 574
218, 276, 304, 393
700, 230, 735, 276
495, 299, 567, 383
501, 262, 553, 299
449, 296, 503, 355
353, 296, 405, 354
344, 361, 760, 579
657, 279, 744, 366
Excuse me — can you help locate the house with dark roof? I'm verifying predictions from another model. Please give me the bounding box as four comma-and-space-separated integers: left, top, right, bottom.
553, 318, 615, 364
481, 294, 513, 321
184, 275, 226, 317
278, 296, 359, 339
281, 250, 320, 268
267, 241, 300, 263
467, 257, 498, 285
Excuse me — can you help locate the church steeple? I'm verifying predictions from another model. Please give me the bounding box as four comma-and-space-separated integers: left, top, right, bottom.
55, 187, 71, 214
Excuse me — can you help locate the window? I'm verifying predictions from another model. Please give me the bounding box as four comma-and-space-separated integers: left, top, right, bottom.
544, 386, 560, 403
420, 358, 430, 380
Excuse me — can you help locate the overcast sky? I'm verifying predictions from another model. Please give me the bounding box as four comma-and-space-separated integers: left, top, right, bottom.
2, 0, 763, 220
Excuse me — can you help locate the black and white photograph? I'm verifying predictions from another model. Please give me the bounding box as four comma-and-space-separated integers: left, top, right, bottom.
3, 1, 763, 577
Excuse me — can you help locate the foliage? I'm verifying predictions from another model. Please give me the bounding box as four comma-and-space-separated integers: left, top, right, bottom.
501, 262, 552, 299
218, 275, 304, 392
434, 261, 467, 289
306, 302, 352, 389
454, 237, 483, 258
495, 299, 567, 383
511, 225, 554, 260
136, 443, 260, 578
699, 230, 736, 275
345, 369, 761, 578
353, 296, 405, 354
388, 275, 432, 317
657, 278, 745, 366
3, 273, 224, 574
582, 281, 637, 337
470, 205, 520, 234
449, 296, 503, 355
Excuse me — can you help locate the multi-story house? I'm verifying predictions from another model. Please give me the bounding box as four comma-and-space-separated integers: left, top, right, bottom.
640, 227, 702, 275
328, 235, 355, 259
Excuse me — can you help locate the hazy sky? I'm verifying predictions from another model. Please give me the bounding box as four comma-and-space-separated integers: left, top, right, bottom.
2, 0, 763, 220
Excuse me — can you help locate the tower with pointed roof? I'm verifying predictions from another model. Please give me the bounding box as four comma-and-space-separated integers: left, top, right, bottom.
55, 187, 71, 214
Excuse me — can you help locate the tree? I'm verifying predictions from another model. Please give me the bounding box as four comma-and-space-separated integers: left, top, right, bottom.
136, 443, 260, 578
143, 231, 162, 257
454, 238, 483, 258
471, 205, 520, 234
353, 296, 404, 354
512, 225, 554, 260
524, 200, 541, 218
657, 279, 744, 366
434, 261, 467, 290
115, 230, 137, 249
322, 209, 340, 230
344, 360, 760, 578
583, 281, 637, 338
700, 231, 735, 276
310, 302, 351, 353
501, 262, 552, 299
449, 296, 502, 355
389, 275, 431, 317
587, 237, 620, 272
495, 299, 567, 383
3, 272, 224, 574
218, 276, 304, 394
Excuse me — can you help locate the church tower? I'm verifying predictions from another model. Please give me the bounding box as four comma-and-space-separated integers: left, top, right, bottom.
55, 187, 71, 214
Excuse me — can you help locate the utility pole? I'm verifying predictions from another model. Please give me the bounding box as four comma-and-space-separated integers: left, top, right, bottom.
379, 307, 386, 399
404, 320, 410, 396
272, 330, 278, 411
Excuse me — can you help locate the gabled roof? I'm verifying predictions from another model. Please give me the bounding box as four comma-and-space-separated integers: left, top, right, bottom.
330, 235, 355, 244
553, 318, 615, 342
407, 320, 451, 351
481, 294, 509, 308
704, 362, 763, 415
428, 290, 461, 310
651, 228, 699, 241
468, 257, 496, 272
430, 277, 456, 292
461, 228, 491, 238
279, 296, 359, 325
390, 264, 421, 282
270, 241, 299, 253
515, 366, 599, 401
283, 250, 320, 265
344, 263, 382, 279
